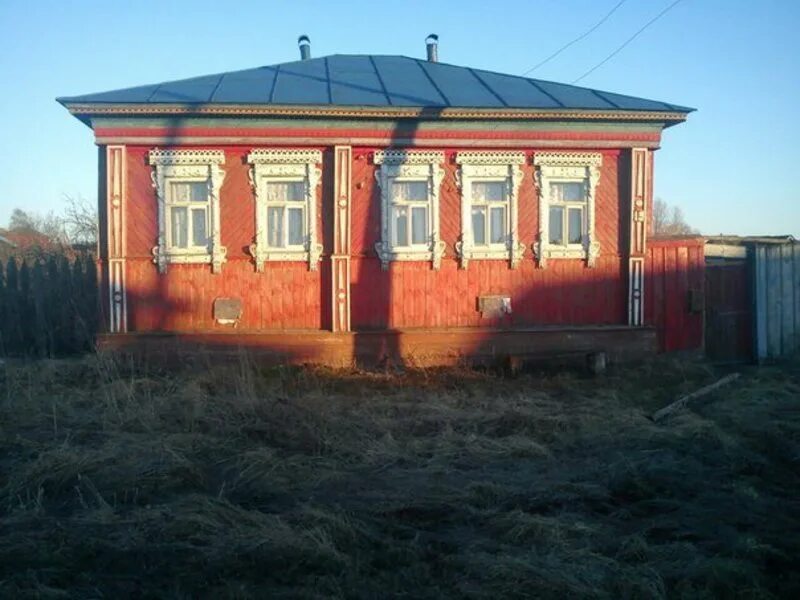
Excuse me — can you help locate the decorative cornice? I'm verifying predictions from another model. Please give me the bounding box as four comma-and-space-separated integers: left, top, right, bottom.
455, 151, 526, 165
373, 150, 445, 165
148, 149, 225, 166
247, 148, 322, 164
534, 151, 602, 167
64, 102, 690, 123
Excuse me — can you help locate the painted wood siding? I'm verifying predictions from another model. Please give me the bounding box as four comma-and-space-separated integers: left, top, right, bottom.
124, 146, 329, 331
754, 242, 800, 360
645, 238, 705, 352
350, 148, 627, 329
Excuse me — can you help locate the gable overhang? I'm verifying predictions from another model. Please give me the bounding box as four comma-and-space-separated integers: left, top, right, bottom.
59, 101, 691, 129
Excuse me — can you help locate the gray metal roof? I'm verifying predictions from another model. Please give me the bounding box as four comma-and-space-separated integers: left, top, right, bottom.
57, 54, 694, 113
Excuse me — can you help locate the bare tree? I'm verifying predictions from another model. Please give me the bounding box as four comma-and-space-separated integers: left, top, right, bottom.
653, 198, 697, 236
62, 194, 98, 247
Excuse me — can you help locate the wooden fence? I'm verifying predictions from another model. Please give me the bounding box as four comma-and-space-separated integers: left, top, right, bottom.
0, 255, 97, 357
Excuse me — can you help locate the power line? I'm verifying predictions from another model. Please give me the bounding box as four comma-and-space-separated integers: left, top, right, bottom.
572, 0, 684, 84
522, 0, 629, 76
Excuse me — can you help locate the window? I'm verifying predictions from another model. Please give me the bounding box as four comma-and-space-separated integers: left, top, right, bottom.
247, 149, 323, 271
455, 151, 525, 269
374, 150, 445, 270
149, 149, 226, 273
533, 152, 602, 268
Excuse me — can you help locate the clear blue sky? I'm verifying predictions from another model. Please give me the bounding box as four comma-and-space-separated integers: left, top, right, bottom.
0, 0, 797, 237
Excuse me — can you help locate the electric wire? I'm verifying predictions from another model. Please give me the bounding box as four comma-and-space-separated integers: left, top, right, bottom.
571, 0, 684, 84
522, 0, 629, 76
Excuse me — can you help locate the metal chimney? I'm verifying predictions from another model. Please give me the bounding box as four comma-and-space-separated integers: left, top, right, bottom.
425, 34, 439, 62
298, 35, 311, 60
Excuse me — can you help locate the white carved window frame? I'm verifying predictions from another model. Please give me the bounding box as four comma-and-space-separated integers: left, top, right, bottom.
149, 149, 226, 274
374, 150, 446, 270
533, 152, 602, 268
455, 151, 525, 269
247, 149, 323, 272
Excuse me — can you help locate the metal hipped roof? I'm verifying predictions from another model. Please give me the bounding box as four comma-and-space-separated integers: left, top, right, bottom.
57, 54, 694, 115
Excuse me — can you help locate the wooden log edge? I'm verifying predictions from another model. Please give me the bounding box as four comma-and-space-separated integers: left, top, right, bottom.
652, 373, 741, 422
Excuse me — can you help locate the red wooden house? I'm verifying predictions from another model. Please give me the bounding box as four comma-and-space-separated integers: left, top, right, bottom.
58, 36, 700, 365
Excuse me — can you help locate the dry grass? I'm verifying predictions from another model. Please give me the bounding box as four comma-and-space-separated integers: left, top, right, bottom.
0, 353, 798, 598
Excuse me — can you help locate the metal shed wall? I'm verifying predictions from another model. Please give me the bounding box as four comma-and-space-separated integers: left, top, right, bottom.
754, 241, 800, 360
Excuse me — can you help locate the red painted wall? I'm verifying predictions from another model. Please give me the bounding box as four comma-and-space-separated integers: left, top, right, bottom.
350, 148, 627, 329
121, 144, 629, 332
124, 146, 329, 331
645, 238, 705, 352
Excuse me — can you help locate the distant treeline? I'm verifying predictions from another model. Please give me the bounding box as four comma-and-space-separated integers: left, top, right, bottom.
0, 255, 97, 357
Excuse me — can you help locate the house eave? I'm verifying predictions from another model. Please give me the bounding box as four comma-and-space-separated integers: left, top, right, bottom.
58, 101, 690, 127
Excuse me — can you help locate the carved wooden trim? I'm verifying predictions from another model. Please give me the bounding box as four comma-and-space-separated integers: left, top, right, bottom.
532, 151, 602, 268
628, 148, 649, 326
628, 257, 645, 326
106, 145, 127, 332
374, 150, 446, 270
247, 149, 323, 271
455, 151, 525, 269
332, 146, 352, 332
148, 148, 227, 273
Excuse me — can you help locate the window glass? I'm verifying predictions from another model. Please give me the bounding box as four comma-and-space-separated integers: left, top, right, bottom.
472, 208, 486, 245
568, 208, 583, 244
490, 206, 505, 244
288, 208, 304, 245
171, 181, 208, 203
170, 207, 188, 248
549, 206, 564, 245
267, 207, 284, 247
265, 181, 304, 202
392, 181, 428, 202
552, 181, 585, 203
472, 181, 505, 202
191, 208, 207, 247
394, 206, 409, 246
411, 207, 427, 245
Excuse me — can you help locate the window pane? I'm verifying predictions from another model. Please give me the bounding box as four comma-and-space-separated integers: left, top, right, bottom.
411, 206, 427, 245
568, 208, 583, 244
392, 181, 428, 202
552, 181, 585, 203
472, 181, 505, 202
266, 181, 304, 203
171, 181, 208, 203
288, 208, 304, 245
490, 206, 506, 244
472, 207, 486, 245
170, 207, 188, 248
394, 206, 408, 246
267, 207, 284, 247
549, 206, 564, 245
191, 208, 207, 247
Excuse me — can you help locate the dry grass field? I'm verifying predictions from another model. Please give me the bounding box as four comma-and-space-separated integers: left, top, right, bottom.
1, 353, 798, 598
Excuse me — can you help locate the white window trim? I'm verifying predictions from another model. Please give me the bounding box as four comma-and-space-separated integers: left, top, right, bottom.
247, 149, 323, 272
533, 152, 602, 268
374, 150, 446, 270
149, 149, 226, 274
455, 151, 525, 269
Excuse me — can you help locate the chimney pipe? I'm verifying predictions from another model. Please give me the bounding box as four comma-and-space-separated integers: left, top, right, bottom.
425, 34, 438, 62
298, 35, 311, 60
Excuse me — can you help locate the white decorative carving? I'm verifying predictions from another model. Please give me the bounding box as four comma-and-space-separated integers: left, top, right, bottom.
455, 151, 526, 166
247, 149, 323, 271
455, 151, 525, 269
374, 150, 446, 270
149, 149, 225, 166
533, 151, 602, 268
148, 149, 227, 274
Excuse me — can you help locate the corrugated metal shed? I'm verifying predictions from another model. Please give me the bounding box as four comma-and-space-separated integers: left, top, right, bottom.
57, 54, 694, 113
